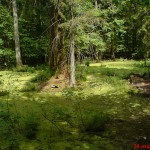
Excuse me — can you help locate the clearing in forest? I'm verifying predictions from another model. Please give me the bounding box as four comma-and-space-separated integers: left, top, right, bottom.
0, 60, 150, 150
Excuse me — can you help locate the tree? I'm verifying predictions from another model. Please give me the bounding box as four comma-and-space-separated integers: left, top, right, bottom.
19, 0, 49, 65
1, 0, 150, 69
138, 4, 150, 65
70, 0, 75, 87
12, 0, 22, 67
47, 0, 66, 73
0, 2, 14, 68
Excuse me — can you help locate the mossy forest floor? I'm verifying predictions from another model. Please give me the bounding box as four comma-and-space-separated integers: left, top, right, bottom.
0, 60, 150, 150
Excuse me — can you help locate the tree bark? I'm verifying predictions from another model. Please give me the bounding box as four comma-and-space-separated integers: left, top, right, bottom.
95, 0, 98, 9
48, 2, 66, 72
70, 0, 75, 87
111, 35, 115, 60
12, 0, 23, 67
48, 4, 59, 69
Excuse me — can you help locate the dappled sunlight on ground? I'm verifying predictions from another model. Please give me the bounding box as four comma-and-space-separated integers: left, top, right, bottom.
0, 60, 150, 149
0, 71, 37, 91
40, 74, 69, 93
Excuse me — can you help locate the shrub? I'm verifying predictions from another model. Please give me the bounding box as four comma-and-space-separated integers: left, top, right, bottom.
36, 64, 49, 70
85, 61, 90, 67
23, 115, 39, 139
31, 70, 53, 83
26, 67, 35, 73
16, 65, 35, 73
0, 90, 9, 96
83, 111, 110, 132
50, 106, 72, 121
16, 65, 28, 72
20, 83, 36, 92
75, 65, 87, 81
0, 111, 20, 149
128, 87, 139, 95
75, 71, 86, 81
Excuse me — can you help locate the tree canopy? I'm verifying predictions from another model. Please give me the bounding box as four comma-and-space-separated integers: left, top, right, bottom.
0, 0, 150, 69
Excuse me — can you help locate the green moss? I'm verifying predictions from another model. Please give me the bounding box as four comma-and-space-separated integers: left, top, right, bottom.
0, 60, 149, 149
20, 83, 37, 92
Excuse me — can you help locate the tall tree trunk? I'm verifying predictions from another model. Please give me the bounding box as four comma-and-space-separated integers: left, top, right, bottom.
70, 0, 75, 87
98, 51, 103, 61
48, 4, 59, 69
12, 0, 23, 67
111, 35, 115, 60
48, 2, 66, 72
132, 28, 137, 53
95, 0, 98, 9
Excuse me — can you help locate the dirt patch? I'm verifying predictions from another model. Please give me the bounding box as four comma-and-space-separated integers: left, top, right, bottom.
39, 74, 69, 93
129, 73, 150, 96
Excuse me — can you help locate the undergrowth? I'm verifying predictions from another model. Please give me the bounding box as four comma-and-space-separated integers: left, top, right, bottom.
0, 90, 9, 96
20, 83, 37, 92
15, 65, 36, 73
30, 69, 53, 83
0, 60, 150, 149
83, 111, 110, 132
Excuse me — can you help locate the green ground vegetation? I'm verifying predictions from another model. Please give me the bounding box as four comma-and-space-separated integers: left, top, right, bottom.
0, 60, 150, 150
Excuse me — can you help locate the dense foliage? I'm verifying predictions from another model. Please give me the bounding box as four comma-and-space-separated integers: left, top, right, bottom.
0, 0, 150, 68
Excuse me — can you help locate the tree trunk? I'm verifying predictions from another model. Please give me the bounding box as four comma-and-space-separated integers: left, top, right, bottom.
95, 0, 98, 9
48, 4, 59, 69
48, 2, 66, 72
98, 51, 103, 61
12, 0, 23, 67
70, 0, 75, 87
111, 35, 115, 60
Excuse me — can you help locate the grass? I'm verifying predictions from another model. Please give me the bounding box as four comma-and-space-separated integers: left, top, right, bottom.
0, 66, 53, 93
0, 60, 150, 149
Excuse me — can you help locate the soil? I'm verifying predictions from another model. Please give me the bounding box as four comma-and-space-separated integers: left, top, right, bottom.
129, 73, 150, 96
39, 74, 69, 93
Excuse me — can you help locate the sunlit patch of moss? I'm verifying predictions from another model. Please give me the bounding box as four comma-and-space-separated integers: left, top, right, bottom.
20, 142, 38, 150
0, 71, 37, 93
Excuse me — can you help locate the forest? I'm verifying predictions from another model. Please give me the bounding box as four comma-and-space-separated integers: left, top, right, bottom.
0, 0, 150, 149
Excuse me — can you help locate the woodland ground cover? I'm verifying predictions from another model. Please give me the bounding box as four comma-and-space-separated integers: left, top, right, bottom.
0, 60, 150, 150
